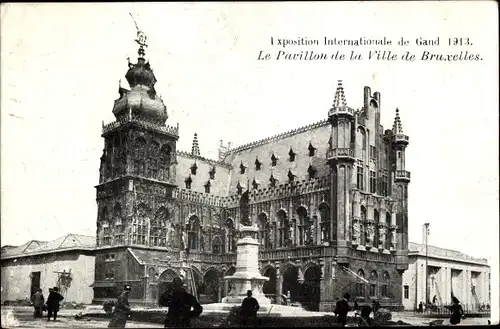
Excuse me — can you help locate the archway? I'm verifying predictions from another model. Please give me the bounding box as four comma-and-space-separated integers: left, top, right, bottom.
200, 268, 220, 304
263, 267, 277, 303
282, 266, 301, 304
303, 265, 321, 311
157, 269, 179, 303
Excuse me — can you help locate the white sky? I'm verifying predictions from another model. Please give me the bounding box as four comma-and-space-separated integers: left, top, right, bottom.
1, 1, 498, 317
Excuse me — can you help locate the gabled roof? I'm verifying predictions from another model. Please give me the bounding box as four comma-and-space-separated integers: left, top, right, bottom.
1, 233, 95, 259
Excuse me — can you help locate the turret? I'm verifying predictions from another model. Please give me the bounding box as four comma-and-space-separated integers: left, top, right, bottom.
191, 133, 201, 156
392, 109, 411, 183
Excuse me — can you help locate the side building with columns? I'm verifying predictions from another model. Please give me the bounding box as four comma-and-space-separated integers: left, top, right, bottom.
402, 242, 490, 311
92, 32, 411, 311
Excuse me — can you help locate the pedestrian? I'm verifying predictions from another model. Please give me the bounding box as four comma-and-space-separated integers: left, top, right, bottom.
31, 288, 45, 318
240, 290, 260, 326
108, 285, 132, 328
46, 287, 64, 321
449, 296, 465, 326
418, 301, 423, 313
159, 277, 202, 328
372, 299, 381, 313
334, 293, 351, 327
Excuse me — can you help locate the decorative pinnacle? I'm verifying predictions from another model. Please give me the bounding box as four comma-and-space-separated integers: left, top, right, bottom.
191, 133, 200, 156
130, 13, 148, 58
332, 80, 347, 108
392, 108, 404, 134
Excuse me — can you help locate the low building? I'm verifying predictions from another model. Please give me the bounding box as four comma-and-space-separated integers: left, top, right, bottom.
402, 242, 490, 311
1, 234, 95, 305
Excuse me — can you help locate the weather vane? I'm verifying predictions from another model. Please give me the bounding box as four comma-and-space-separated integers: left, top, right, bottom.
129, 13, 148, 48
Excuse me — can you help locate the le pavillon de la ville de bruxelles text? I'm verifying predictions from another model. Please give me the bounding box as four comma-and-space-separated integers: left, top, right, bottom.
258, 36, 483, 62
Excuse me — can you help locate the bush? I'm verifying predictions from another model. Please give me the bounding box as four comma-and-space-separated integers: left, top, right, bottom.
373, 308, 392, 326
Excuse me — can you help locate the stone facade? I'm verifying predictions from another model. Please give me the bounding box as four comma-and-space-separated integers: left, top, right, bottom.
93, 37, 411, 310
1, 234, 96, 304
402, 242, 490, 311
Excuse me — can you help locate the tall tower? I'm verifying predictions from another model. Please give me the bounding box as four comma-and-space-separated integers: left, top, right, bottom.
94, 27, 179, 300
391, 108, 410, 271
327, 81, 356, 265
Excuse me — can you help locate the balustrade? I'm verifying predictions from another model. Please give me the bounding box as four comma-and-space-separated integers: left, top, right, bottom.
351, 248, 395, 263
326, 148, 355, 159
395, 170, 411, 181
394, 134, 409, 143
328, 106, 354, 117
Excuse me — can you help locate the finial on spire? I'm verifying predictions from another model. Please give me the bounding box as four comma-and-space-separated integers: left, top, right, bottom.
129, 13, 148, 58
191, 133, 200, 156
332, 80, 347, 108
392, 108, 404, 134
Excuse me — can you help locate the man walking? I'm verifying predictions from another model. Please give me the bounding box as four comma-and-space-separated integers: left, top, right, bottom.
108, 285, 132, 328
240, 290, 260, 326
334, 293, 351, 327
46, 287, 64, 321
159, 277, 202, 328
31, 289, 45, 318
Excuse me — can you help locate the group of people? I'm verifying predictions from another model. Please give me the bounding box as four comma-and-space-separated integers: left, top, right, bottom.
31, 287, 65, 321
108, 278, 261, 328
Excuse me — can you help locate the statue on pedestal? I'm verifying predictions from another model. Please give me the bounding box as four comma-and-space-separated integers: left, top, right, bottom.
378, 226, 386, 249
352, 219, 361, 245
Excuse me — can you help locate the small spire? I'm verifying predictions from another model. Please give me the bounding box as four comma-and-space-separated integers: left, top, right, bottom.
332, 80, 347, 108
191, 133, 200, 156
392, 108, 404, 134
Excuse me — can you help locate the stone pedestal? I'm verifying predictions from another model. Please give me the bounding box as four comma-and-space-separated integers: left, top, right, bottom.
222, 225, 271, 306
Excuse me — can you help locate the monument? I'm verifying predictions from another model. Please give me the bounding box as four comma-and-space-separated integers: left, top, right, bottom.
221, 225, 271, 306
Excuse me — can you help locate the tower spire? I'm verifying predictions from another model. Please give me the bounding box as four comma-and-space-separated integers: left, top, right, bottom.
332, 80, 347, 108
191, 133, 200, 156
392, 108, 404, 134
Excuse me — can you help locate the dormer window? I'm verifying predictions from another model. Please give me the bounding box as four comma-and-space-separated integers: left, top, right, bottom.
236, 182, 243, 195
190, 162, 198, 175
289, 148, 296, 162
252, 179, 259, 190
271, 153, 278, 166
204, 181, 211, 194
308, 143, 316, 157
240, 162, 246, 174
308, 165, 317, 179
269, 174, 277, 188
255, 158, 262, 171
287, 170, 295, 183
209, 166, 216, 179
185, 176, 192, 189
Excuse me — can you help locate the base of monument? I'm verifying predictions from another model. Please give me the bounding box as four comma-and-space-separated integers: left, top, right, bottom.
221, 294, 272, 306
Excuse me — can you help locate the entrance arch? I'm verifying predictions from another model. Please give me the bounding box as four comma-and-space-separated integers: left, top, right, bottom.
282, 265, 301, 304
200, 268, 220, 303
157, 269, 179, 303
263, 267, 277, 303
303, 265, 321, 311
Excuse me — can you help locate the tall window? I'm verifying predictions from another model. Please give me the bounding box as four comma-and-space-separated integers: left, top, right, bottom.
404, 285, 409, 299
381, 272, 390, 297
271, 154, 278, 166
113, 204, 124, 245
277, 210, 288, 248
297, 207, 308, 246
101, 207, 111, 246
187, 216, 201, 250
133, 137, 146, 176
190, 163, 198, 175
370, 145, 376, 159
258, 213, 271, 249
370, 271, 378, 296
225, 218, 236, 252
133, 204, 148, 245
212, 237, 222, 254
356, 270, 366, 297
380, 174, 388, 196
357, 166, 364, 190
149, 141, 160, 179
150, 207, 168, 247
319, 203, 331, 243
160, 144, 172, 180
369, 171, 376, 193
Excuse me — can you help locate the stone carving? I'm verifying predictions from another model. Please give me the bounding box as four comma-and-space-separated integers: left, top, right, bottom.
352, 219, 361, 245
365, 222, 375, 247
391, 229, 396, 249
378, 226, 386, 249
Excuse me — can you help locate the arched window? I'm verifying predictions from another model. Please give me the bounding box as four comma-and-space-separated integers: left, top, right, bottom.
151, 207, 168, 247
101, 207, 111, 246
276, 210, 288, 248
356, 127, 366, 159
187, 216, 201, 250
356, 270, 366, 297
113, 203, 124, 245
361, 206, 367, 244
133, 137, 146, 176
296, 207, 309, 246
382, 272, 390, 297
159, 144, 172, 180
149, 141, 160, 179
370, 271, 378, 296
318, 203, 330, 243
133, 204, 148, 245
258, 213, 270, 249
225, 218, 236, 252
212, 236, 222, 254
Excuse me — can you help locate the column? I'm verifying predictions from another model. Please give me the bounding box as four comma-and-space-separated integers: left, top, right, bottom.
276, 263, 283, 304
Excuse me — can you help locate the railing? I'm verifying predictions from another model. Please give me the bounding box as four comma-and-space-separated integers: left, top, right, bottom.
259, 246, 332, 261
415, 303, 491, 317
328, 106, 355, 117
395, 170, 411, 180
102, 116, 179, 136
326, 148, 355, 159
185, 251, 236, 263
394, 134, 409, 143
